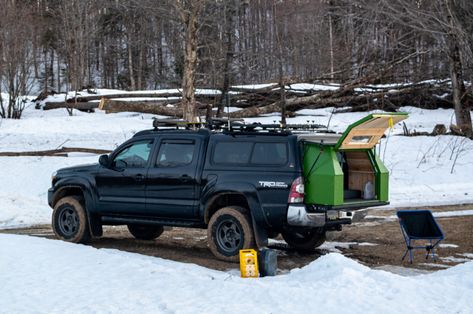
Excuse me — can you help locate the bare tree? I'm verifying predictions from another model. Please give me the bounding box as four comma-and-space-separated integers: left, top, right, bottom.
0, 1, 35, 119
0, 0, 472, 123
216, 0, 239, 118
363, 0, 473, 136
171, 0, 209, 122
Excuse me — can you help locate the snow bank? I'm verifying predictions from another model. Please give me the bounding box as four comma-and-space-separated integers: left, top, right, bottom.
0, 234, 471, 313
0, 156, 97, 228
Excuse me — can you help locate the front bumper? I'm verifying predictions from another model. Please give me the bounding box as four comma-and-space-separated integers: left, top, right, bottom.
287, 204, 353, 227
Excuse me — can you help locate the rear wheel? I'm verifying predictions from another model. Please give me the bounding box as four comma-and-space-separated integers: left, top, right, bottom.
127, 224, 164, 240
52, 196, 90, 243
208, 206, 255, 262
282, 228, 326, 251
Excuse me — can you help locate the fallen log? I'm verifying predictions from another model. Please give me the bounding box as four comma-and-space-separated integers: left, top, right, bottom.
43, 102, 99, 111
67, 92, 222, 103
99, 99, 182, 116
69, 92, 183, 102
98, 99, 213, 117
230, 80, 453, 118
39, 85, 283, 110
0, 147, 112, 157
68, 85, 279, 103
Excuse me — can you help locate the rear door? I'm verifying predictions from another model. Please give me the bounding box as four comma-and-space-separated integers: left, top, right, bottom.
145, 137, 202, 219
335, 113, 408, 150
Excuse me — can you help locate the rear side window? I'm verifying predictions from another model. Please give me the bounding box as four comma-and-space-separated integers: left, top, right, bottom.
251, 143, 287, 165
156, 140, 195, 167
213, 142, 252, 164
213, 141, 288, 165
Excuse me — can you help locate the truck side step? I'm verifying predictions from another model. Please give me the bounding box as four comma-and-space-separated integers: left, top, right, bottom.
101, 216, 203, 228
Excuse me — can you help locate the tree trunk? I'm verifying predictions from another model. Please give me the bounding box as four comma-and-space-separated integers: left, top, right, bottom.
181, 7, 200, 122
43, 50, 49, 93
217, 1, 235, 118
127, 37, 136, 90
328, 13, 334, 81
446, 0, 472, 137
449, 44, 472, 137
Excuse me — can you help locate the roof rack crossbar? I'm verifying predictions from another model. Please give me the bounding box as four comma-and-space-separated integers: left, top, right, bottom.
151, 118, 331, 133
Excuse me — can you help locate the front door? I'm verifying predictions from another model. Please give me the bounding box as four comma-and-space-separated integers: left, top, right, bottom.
146, 138, 201, 219
95, 139, 153, 215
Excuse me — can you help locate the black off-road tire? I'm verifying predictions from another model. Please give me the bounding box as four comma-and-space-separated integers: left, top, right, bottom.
282, 228, 326, 252
127, 224, 164, 240
207, 206, 255, 262
52, 196, 90, 243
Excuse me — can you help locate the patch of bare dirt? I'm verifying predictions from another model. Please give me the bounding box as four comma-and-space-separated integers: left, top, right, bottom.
2, 204, 472, 272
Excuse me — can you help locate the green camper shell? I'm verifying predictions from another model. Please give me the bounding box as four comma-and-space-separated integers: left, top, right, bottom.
301, 113, 408, 208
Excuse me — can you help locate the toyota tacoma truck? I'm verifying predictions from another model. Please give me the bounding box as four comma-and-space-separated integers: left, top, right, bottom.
48, 113, 407, 261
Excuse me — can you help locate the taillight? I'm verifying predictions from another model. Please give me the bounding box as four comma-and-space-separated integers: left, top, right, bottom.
288, 176, 304, 203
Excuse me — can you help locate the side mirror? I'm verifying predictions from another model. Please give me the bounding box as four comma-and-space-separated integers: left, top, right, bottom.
114, 160, 127, 171
99, 154, 109, 167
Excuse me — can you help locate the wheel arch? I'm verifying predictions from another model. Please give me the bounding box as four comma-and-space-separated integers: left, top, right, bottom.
204, 192, 250, 224
52, 186, 85, 208
203, 190, 269, 248
52, 184, 102, 237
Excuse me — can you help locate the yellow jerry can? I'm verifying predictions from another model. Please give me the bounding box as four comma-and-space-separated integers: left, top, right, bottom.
239, 249, 259, 278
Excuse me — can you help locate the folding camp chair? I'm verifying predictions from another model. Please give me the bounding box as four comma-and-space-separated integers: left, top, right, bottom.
396, 210, 444, 263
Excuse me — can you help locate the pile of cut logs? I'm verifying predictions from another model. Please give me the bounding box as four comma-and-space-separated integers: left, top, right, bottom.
36, 80, 467, 119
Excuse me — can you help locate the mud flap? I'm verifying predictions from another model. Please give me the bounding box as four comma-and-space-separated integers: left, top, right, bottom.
88, 213, 103, 237
251, 214, 268, 248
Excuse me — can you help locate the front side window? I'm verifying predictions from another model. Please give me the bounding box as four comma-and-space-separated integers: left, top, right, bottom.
156, 141, 195, 167
113, 140, 152, 168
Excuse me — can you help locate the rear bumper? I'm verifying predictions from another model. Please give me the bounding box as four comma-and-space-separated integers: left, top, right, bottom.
287, 204, 354, 227
311, 200, 389, 212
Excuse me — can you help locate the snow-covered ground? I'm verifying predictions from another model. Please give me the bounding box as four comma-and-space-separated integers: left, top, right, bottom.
1, 105, 472, 228
1, 97, 473, 313
1, 234, 472, 314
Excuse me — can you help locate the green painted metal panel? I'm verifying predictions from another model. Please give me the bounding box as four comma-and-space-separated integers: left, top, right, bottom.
369, 149, 389, 202
303, 145, 344, 205
301, 113, 407, 207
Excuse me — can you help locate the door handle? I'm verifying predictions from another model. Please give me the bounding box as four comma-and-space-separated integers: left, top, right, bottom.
179, 174, 191, 182
135, 174, 145, 181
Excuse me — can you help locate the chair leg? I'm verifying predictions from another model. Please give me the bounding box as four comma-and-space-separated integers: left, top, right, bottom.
425, 240, 437, 261
431, 243, 437, 261
402, 249, 409, 261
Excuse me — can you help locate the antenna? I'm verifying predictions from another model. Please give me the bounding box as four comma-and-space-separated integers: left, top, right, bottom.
326, 107, 335, 130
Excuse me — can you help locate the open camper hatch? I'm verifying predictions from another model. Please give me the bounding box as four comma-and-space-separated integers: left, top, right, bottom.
300, 113, 408, 210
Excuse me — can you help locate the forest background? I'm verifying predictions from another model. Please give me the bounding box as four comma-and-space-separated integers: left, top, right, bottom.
0, 0, 472, 134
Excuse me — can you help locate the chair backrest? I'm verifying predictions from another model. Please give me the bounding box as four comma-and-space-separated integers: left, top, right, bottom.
397, 210, 444, 239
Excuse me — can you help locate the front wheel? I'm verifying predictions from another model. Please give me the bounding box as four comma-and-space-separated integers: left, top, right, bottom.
207, 206, 255, 262
282, 228, 326, 251
127, 224, 164, 240
52, 196, 90, 243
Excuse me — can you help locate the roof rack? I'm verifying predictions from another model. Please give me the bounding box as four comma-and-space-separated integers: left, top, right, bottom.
151, 117, 330, 133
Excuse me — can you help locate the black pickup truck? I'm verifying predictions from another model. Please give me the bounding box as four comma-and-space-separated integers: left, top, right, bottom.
48, 117, 403, 261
